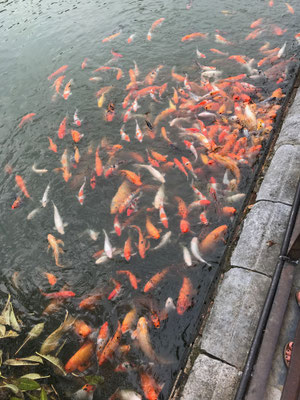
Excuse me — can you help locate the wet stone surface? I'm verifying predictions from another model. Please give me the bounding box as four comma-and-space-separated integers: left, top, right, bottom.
275, 90, 300, 148
180, 354, 240, 400
256, 144, 300, 205
231, 201, 291, 276
201, 268, 271, 370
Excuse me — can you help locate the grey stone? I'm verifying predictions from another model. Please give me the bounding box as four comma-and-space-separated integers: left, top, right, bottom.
180, 354, 240, 400
275, 89, 300, 148
256, 145, 300, 205
231, 201, 291, 276
201, 268, 271, 369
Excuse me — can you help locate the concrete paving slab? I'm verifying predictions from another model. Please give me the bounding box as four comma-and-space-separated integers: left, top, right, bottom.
231, 201, 291, 276
180, 354, 240, 400
256, 145, 300, 205
201, 268, 271, 369
275, 89, 300, 148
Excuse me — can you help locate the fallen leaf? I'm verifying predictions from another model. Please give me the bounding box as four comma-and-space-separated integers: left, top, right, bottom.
16, 378, 40, 391
84, 375, 105, 385
36, 353, 66, 376
21, 374, 50, 380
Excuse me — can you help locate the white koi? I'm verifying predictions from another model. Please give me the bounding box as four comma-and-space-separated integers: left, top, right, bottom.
41, 183, 50, 207
103, 229, 113, 259
190, 237, 208, 263
134, 164, 165, 183
182, 245, 193, 266
153, 184, 165, 209
52, 201, 67, 235
151, 231, 172, 251
32, 163, 48, 174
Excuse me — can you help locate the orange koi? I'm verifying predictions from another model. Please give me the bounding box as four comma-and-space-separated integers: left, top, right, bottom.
15, 175, 30, 198
250, 18, 263, 29
117, 270, 140, 290
120, 170, 142, 186
47, 65, 68, 80
143, 267, 170, 292
121, 308, 137, 333
98, 321, 122, 366
106, 102, 115, 122
222, 207, 236, 216
174, 158, 188, 178
171, 67, 185, 82
181, 32, 208, 41
74, 146, 80, 164
47, 234, 64, 267
44, 272, 57, 286
180, 219, 190, 233
147, 18, 165, 41
102, 32, 121, 42
79, 293, 103, 310
90, 172, 96, 190
124, 236, 132, 262
228, 55, 247, 64
71, 129, 83, 143
285, 3, 294, 14
52, 75, 65, 93
41, 290, 75, 299
108, 279, 122, 300
140, 371, 162, 400
18, 113, 36, 128
174, 196, 188, 219
209, 48, 228, 55
11, 196, 22, 209
73, 320, 93, 338
65, 341, 94, 373
151, 150, 168, 162
177, 276, 195, 315
199, 225, 228, 253
145, 65, 164, 85
146, 215, 161, 239
131, 225, 149, 259
63, 79, 72, 100
58, 117, 67, 139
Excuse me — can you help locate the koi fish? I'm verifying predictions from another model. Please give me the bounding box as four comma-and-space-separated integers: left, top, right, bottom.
11, 196, 22, 209
134, 164, 165, 183
65, 341, 94, 373
81, 57, 88, 69
181, 32, 208, 41
123, 236, 132, 261
144, 267, 170, 292
73, 109, 82, 126
120, 125, 130, 142
15, 175, 30, 198
63, 79, 72, 100
146, 215, 161, 239
177, 276, 195, 315
140, 371, 162, 400
97, 321, 110, 355
41, 183, 50, 207
102, 32, 121, 42
52, 75, 65, 94
114, 214, 122, 236
199, 225, 228, 253
32, 164, 48, 174
121, 308, 137, 333
95, 146, 103, 176
77, 177, 86, 205
120, 169, 142, 186
48, 137, 57, 152
98, 321, 122, 366
103, 229, 113, 259
135, 120, 143, 142
71, 129, 84, 143
47, 234, 64, 267
41, 290, 75, 299
47, 65, 68, 80
58, 117, 67, 139
129, 225, 148, 259
44, 272, 57, 286
159, 202, 168, 228
117, 270, 140, 290
147, 18, 165, 41
127, 33, 136, 43
18, 113, 36, 128
108, 279, 122, 300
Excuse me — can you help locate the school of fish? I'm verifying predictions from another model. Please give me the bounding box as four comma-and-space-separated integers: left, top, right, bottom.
8, 3, 300, 399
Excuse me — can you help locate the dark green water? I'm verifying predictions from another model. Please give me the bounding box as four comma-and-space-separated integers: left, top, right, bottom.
0, 0, 299, 399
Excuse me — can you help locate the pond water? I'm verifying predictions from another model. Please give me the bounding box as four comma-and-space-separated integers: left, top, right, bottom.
0, 0, 299, 399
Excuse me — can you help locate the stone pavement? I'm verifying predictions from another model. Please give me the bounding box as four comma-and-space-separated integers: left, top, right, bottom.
177, 87, 300, 400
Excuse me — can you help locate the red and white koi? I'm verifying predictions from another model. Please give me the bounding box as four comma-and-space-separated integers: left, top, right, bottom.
77, 177, 86, 205
120, 125, 130, 142
73, 109, 82, 127
135, 120, 143, 142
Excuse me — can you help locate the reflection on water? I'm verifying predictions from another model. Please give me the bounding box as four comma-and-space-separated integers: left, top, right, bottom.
0, 0, 299, 398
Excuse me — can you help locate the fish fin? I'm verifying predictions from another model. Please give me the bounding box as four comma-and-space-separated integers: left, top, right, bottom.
57, 239, 64, 246
64, 223, 68, 227
59, 248, 64, 254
